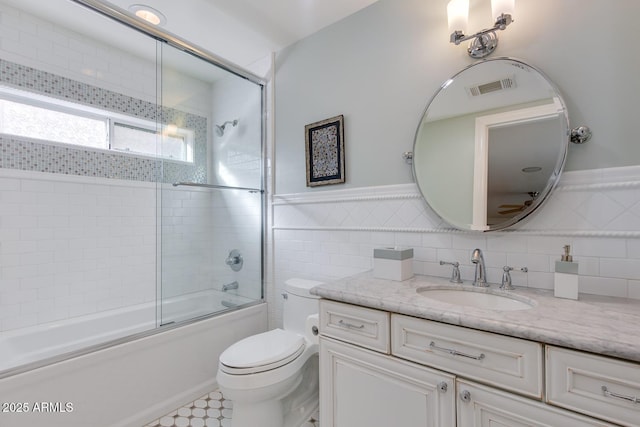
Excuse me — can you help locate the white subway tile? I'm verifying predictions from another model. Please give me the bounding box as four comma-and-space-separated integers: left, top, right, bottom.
577, 256, 599, 276
527, 271, 553, 290
421, 233, 452, 248
628, 280, 640, 300
526, 235, 569, 255
573, 237, 626, 258
507, 252, 548, 272
2, 313, 38, 331
626, 239, 640, 259
0, 178, 21, 190
600, 258, 640, 280
452, 234, 487, 251
579, 276, 628, 298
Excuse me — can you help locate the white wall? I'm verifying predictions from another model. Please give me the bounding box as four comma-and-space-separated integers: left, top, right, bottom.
270, 0, 640, 327
275, 0, 640, 194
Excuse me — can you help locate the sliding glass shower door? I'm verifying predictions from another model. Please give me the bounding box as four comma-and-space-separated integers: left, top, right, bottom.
158, 44, 264, 325
0, 0, 265, 375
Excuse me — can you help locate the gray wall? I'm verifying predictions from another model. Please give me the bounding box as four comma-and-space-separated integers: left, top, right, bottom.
275, 0, 640, 194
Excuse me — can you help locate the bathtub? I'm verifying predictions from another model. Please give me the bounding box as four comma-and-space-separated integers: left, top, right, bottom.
0, 295, 266, 427
0, 289, 254, 374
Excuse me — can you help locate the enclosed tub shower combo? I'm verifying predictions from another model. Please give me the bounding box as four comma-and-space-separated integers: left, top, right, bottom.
0, 0, 266, 425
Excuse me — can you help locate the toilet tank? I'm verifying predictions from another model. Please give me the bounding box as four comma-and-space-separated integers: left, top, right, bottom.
283, 278, 322, 335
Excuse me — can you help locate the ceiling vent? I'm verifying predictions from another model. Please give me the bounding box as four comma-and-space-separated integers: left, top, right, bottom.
467, 76, 516, 97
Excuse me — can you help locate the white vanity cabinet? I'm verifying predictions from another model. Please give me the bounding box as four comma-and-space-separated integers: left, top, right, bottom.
319, 300, 456, 427
319, 299, 627, 427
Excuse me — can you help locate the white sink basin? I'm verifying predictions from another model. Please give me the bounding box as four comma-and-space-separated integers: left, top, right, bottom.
416, 287, 534, 311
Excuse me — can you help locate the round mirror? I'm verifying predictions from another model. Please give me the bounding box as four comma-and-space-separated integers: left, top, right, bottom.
413, 58, 569, 231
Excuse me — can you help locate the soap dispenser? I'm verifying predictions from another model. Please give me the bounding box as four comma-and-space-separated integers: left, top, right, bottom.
554, 245, 579, 300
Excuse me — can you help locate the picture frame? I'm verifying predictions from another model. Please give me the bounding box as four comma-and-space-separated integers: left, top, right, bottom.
304, 115, 345, 187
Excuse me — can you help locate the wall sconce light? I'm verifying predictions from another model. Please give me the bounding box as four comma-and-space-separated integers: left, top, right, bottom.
448, 0, 514, 58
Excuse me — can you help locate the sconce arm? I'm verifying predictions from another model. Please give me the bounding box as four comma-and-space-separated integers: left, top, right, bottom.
450, 13, 513, 45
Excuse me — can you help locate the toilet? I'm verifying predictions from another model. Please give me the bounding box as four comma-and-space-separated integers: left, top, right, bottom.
216, 278, 321, 427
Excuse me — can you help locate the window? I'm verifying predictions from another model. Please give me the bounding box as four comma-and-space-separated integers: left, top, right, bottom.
0, 98, 108, 149
111, 122, 193, 161
0, 87, 194, 163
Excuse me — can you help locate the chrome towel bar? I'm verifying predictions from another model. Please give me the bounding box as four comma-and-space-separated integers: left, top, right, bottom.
172, 182, 263, 193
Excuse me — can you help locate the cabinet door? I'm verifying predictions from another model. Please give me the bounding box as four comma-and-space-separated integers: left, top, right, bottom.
457, 379, 616, 427
320, 336, 455, 427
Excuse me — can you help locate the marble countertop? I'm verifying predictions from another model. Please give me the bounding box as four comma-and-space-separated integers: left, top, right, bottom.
310, 272, 640, 363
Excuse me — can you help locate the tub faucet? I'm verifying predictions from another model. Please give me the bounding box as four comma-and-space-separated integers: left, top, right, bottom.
222, 281, 239, 292
471, 248, 488, 287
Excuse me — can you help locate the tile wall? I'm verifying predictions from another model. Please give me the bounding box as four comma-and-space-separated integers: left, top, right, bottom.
0, 1, 158, 103
0, 168, 156, 331
271, 166, 640, 327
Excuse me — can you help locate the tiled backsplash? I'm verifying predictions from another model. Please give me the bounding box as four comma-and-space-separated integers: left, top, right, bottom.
271, 166, 640, 327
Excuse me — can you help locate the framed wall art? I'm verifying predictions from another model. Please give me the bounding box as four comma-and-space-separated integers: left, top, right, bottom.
304, 114, 345, 187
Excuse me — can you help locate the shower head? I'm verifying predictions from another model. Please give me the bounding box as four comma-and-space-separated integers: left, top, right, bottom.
215, 119, 238, 137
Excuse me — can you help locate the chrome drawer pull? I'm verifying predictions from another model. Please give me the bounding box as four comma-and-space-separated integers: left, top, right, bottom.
429, 341, 485, 361
338, 319, 365, 330
602, 386, 639, 404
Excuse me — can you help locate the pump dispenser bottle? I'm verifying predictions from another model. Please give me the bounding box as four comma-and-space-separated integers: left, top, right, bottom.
554, 245, 579, 299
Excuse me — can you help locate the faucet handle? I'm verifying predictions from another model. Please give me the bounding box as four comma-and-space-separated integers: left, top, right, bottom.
501, 266, 528, 290
440, 260, 463, 284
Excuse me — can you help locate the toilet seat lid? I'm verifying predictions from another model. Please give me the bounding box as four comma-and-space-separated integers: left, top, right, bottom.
219, 329, 305, 374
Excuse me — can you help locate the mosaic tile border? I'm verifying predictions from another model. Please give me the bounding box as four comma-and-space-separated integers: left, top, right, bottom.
0, 58, 207, 183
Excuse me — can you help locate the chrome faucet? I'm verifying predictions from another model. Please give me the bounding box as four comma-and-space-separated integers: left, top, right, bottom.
222, 280, 239, 292
471, 248, 488, 287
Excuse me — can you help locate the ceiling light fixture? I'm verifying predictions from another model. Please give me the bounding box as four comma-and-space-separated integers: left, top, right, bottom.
128, 4, 167, 26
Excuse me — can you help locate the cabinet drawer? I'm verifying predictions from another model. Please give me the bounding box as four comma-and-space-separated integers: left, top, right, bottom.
546, 345, 640, 427
457, 379, 617, 426
319, 300, 390, 353
392, 314, 543, 398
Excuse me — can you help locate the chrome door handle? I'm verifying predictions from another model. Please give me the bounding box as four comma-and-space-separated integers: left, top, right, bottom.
338, 319, 365, 329
429, 341, 485, 361
602, 386, 639, 404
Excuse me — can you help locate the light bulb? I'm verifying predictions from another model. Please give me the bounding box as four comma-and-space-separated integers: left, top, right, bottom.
447, 0, 469, 34
491, 0, 515, 21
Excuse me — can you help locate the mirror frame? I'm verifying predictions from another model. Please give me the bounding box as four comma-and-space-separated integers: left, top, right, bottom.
412, 57, 570, 232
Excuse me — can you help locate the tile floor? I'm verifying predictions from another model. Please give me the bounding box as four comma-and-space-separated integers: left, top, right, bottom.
144, 389, 319, 427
